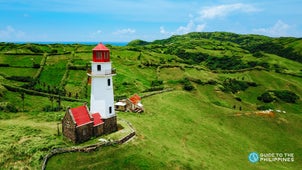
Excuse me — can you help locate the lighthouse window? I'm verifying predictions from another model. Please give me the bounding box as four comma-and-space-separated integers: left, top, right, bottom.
96, 52, 102, 59
97, 65, 101, 71
107, 78, 111, 86
109, 106, 112, 114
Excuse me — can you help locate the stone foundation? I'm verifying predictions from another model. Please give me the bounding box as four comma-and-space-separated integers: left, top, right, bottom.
103, 116, 118, 134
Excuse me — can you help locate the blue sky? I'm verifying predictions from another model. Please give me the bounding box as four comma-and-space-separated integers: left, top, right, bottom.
0, 0, 301, 42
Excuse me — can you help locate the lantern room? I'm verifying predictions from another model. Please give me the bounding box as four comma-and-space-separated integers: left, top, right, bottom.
92, 43, 110, 62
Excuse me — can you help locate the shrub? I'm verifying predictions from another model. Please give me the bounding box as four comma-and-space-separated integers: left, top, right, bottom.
235, 97, 242, 102
257, 105, 274, 110
252, 51, 264, 58
32, 63, 40, 68
274, 90, 300, 103
42, 105, 54, 112
151, 80, 163, 87
143, 86, 164, 92
6, 76, 34, 82
0, 102, 18, 113
0, 63, 10, 67
257, 92, 275, 103
257, 90, 300, 103
181, 78, 194, 91
222, 79, 250, 93
0, 85, 7, 97
206, 56, 248, 70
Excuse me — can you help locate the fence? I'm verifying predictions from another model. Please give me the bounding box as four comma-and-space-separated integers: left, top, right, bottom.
41, 119, 136, 170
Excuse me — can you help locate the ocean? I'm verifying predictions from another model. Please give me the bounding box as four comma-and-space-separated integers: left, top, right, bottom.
12, 42, 128, 46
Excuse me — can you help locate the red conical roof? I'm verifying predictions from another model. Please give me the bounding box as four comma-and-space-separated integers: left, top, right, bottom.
93, 43, 109, 51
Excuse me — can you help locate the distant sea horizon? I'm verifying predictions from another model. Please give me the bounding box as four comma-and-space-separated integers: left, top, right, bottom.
9, 41, 128, 46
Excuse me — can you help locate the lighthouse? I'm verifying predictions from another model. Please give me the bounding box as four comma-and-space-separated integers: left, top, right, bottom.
88, 43, 117, 134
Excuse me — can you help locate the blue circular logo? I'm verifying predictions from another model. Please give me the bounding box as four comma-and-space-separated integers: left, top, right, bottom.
248, 152, 259, 163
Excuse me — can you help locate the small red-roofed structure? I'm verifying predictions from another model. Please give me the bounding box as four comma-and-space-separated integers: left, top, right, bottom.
126, 94, 144, 113
129, 94, 141, 105
92, 113, 104, 136
62, 104, 106, 143
62, 105, 93, 143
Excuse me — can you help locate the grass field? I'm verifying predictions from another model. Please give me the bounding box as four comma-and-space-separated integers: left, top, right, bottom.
46, 90, 302, 170
0, 33, 302, 169
0, 67, 38, 77
0, 55, 43, 67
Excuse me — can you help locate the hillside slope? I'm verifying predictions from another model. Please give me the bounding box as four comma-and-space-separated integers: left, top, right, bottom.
0, 32, 301, 169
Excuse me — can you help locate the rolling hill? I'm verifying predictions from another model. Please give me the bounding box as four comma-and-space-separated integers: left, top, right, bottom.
0, 32, 301, 169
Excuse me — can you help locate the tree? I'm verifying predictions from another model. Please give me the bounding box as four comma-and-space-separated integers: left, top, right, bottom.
20, 92, 25, 112
257, 92, 275, 103
49, 95, 54, 111
56, 95, 61, 111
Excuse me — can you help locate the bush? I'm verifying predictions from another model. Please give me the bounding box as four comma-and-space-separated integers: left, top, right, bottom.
181, 78, 194, 91
258, 90, 300, 103
42, 105, 55, 112
274, 90, 300, 103
257, 92, 275, 103
6, 76, 34, 82
257, 105, 274, 110
32, 63, 40, 68
235, 97, 242, 102
151, 80, 163, 87
68, 65, 86, 70
0, 85, 7, 97
143, 86, 164, 92
222, 79, 250, 93
0, 102, 18, 113
0, 63, 10, 67
206, 56, 248, 70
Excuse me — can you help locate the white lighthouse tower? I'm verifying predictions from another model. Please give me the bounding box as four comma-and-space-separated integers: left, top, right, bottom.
88, 43, 117, 133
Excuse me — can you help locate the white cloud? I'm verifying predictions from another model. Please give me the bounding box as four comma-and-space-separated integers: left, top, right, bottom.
196, 24, 206, 32
176, 20, 195, 34
113, 28, 136, 35
253, 20, 291, 37
160, 26, 170, 35
0, 25, 25, 40
199, 3, 259, 20
160, 20, 206, 36
159, 3, 258, 37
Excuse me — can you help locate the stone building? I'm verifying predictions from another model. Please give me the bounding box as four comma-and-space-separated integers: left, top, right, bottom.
62, 105, 101, 143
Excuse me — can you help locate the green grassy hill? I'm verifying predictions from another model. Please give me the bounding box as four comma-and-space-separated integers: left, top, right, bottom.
0, 32, 301, 169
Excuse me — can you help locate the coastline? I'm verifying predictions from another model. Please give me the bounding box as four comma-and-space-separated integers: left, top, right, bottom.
2, 41, 128, 46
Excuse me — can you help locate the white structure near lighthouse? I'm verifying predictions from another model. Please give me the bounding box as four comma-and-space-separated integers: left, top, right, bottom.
88, 43, 117, 134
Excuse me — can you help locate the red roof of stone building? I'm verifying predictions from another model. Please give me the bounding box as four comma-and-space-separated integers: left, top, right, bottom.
129, 94, 141, 105
91, 113, 104, 126
93, 43, 109, 51
70, 105, 93, 126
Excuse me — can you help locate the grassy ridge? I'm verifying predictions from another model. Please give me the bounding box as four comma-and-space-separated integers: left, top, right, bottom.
46, 90, 302, 170
0, 32, 301, 169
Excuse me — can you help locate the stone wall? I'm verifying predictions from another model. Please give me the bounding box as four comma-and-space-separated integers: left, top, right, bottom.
76, 123, 94, 143
93, 123, 104, 137
42, 119, 135, 170
62, 112, 76, 142
103, 116, 117, 134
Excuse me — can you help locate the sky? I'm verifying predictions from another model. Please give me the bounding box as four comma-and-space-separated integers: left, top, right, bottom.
0, 0, 302, 42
